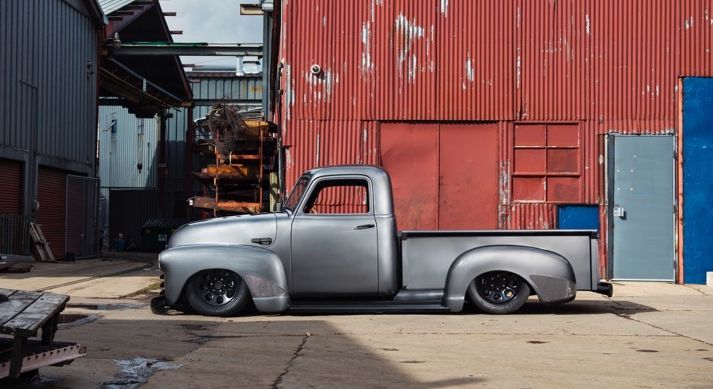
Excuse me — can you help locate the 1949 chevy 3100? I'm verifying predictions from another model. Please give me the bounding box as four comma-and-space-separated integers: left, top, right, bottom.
154, 166, 613, 316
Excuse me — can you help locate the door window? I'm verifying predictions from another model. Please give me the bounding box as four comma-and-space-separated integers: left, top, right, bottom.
303, 179, 369, 214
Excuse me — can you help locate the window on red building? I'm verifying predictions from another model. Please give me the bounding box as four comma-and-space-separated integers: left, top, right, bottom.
512, 123, 582, 203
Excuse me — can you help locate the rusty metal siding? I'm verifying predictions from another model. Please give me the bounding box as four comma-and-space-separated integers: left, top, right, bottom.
679, 2, 713, 76
516, 0, 586, 121
589, 0, 678, 134
0, 0, 98, 168
506, 203, 557, 230
284, 120, 379, 190
277, 0, 713, 231
280, 0, 371, 121
438, 0, 515, 120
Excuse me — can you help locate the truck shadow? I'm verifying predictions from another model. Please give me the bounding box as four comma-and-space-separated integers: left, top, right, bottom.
514, 299, 657, 315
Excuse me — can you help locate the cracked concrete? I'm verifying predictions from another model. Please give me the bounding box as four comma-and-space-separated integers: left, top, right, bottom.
272, 333, 310, 388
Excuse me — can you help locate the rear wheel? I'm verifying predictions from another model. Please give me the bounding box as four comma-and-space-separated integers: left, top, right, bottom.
467, 271, 530, 314
186, 270, 250, 316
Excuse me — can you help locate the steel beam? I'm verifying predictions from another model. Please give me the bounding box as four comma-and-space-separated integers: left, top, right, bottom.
109, 42, 263, 57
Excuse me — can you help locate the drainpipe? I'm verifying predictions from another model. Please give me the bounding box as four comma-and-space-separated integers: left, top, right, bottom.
158, 111, 167, 217
185, 106, 194, 216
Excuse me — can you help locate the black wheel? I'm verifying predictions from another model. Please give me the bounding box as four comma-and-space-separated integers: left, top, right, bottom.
186, 270, 250, 317
467, 271, 531, 314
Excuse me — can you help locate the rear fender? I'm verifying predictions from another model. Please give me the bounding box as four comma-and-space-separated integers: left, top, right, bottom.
444, 245, 576, 312
159, 244, 290, 313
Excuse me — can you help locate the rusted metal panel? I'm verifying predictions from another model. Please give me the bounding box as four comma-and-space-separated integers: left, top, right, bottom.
516, 0, 586, 121
380, 122, 439, 230
506, 203, 557, 230
0, 159, 23, 215
279, 0, 371, 121
439, 123, 499, 229
377, 0, 440, 120
679, 2, 713, 76
438, 0, 515, 120
283, 120, 379, 190
37, 168, 67, 260
279, 0, 515, 121
589, 0, 678, 134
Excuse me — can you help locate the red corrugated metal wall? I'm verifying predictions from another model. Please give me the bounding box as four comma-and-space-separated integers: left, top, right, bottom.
0, 158, 23, 214
37, 167, 67, 259
277, 0, 713, 272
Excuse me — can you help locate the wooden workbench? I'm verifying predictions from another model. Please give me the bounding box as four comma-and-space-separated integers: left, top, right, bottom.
0, 288, 83, 379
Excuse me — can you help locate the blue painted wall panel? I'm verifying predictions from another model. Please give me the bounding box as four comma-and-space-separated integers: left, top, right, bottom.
558, 205, 599, 230
683, 77, 713, 284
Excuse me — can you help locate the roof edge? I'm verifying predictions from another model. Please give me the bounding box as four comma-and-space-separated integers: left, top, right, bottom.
83, 0, 108, 25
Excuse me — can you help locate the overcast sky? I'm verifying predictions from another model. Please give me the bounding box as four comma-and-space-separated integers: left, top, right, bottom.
159, 0, 263, 68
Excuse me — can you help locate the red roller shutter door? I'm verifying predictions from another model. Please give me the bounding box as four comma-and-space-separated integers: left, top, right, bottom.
0, 158, 23, 214
37, 167, 67, 259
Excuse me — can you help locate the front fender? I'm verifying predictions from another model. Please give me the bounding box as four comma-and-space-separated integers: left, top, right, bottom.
444, 245, 576, 312
159, 244, 290, 313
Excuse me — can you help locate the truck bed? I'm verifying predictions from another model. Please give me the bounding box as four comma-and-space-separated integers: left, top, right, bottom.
400, 230, 599, 292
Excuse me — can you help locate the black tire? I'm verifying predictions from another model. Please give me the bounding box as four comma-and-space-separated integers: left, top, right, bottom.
186, 269, 250, 317
467, 271, 531, 314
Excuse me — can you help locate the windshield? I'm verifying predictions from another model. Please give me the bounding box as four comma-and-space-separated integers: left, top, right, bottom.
283, 176, 309, 211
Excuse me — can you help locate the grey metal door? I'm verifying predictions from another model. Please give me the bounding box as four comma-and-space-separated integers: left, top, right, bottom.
290, 177, 378, 296
609, 135, 675, 280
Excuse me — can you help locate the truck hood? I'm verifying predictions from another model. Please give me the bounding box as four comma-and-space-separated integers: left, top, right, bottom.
167, 213, 278, 249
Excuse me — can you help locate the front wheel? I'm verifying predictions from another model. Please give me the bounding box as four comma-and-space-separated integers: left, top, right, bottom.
467, 271, 531, 314
186, 270, 250, 316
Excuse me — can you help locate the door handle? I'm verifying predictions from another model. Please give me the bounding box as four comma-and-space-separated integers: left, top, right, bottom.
355, 224, 375, 230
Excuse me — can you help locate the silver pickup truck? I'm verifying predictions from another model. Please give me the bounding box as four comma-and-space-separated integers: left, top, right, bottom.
155, 166, 612, 316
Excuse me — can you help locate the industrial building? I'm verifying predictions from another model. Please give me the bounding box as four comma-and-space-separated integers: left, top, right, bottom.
0, 0, 105, 259
268, 0, 713, 283
0, 0, 193, 259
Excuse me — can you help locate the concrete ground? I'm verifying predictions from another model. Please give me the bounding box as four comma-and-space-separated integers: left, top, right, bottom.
2, 256, 713, 388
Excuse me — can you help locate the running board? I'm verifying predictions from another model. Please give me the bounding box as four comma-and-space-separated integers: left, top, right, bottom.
288, 303, 450, 314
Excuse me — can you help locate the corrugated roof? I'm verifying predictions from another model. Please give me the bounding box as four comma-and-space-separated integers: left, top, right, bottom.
98, 0, 137, 15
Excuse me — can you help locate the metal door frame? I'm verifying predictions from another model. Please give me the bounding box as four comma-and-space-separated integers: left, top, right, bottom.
606, 133, 677, 281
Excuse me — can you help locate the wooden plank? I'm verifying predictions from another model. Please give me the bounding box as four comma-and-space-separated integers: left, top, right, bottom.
28, 223, 48, 261
29, 223, 55, 262
2, 293, 69, 337
0, 290, 42, 330
33, 224, 56, 262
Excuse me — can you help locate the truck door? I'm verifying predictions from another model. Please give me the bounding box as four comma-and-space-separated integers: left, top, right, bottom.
291, 176, 379, 296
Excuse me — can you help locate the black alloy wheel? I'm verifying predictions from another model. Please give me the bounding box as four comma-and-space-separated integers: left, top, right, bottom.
467, 271, 531, 314
186, 269, 250, 316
